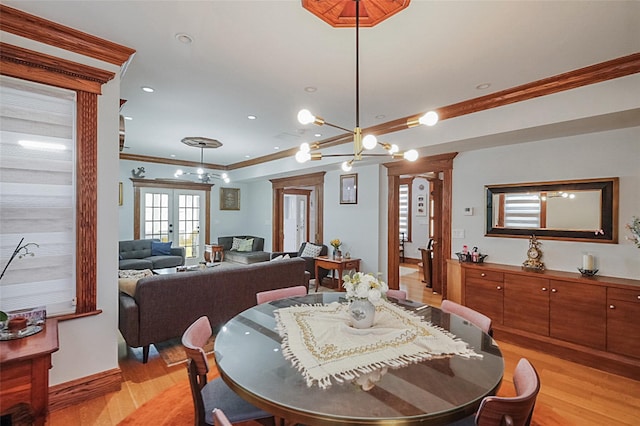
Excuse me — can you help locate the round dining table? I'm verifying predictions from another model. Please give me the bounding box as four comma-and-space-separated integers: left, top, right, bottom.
214, 293, 504, 426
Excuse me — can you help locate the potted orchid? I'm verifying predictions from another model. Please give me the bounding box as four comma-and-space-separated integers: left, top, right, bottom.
342, 272, 388, 329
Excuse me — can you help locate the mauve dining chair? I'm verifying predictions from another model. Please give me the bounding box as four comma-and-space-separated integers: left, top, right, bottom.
450, 358, 540, 426
256, 285, 307, 304
182, 316, 274, 426
386, 289, 407, 300
441, 299, 493, 336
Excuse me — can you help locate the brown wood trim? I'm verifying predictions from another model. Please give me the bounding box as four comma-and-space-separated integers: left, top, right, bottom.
130, 178, 215, 191
387, 175, 400, 291
493, 325, 640, 381
385, 153, 457, 295
270, 172, 326, 251
0, 43, 115, 94
48, 368, 122, 413
121, 153, 229, 171
53, 309, 102, 322
76, 91, 98, 314
0, 4, 135, 67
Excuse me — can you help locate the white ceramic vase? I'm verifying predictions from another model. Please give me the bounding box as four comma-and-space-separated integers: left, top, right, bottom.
348, 298, 375, 328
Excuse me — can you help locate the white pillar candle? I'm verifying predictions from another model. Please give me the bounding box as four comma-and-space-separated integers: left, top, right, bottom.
582, 254, 594, 270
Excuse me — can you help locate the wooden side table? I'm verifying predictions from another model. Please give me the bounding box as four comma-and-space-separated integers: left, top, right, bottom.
314, 256, 361, 292
0, 318, 59, 426
205, 244, 224, 262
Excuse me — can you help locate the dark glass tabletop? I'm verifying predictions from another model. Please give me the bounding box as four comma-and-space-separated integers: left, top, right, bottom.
214, 293, 504, 426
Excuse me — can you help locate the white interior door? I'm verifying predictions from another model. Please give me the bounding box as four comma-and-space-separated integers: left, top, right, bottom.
283, 193, 308, 252
140, 188, 205, 265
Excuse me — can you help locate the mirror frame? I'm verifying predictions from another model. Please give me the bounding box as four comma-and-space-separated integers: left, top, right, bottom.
485, 177, 618, 243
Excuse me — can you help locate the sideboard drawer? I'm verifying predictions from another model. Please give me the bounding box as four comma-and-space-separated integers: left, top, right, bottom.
608, 287, 640, 303
465, 268, 504, 282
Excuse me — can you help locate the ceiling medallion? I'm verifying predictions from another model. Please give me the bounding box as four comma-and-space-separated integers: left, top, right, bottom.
301, 0, 411, 28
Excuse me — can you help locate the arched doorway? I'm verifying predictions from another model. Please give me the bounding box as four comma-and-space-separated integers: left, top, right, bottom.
384, 153, 457, 296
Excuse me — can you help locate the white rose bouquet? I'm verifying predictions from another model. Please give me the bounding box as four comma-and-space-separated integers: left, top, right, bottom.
342, 272, 388, 303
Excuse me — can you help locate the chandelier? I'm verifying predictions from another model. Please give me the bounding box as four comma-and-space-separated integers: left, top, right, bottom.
295, 0, 438, 172
174, 137, 230, 183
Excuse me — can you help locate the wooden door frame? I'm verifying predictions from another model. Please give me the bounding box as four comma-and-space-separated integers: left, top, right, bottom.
384, 153, 457, 294
270, 172, 325, 252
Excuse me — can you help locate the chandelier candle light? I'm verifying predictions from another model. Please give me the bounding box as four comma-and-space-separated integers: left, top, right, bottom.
295, 0, 438, 172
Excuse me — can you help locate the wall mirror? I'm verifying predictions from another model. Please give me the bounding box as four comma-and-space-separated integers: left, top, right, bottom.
486, 177, 618, 243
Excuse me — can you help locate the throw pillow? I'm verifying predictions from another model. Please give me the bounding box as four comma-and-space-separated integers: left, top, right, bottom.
151, 241, 172, 256
271, 254, 284, 262
237, 238, 254, 252
300, 243, 322, 258
231, 237, 244, 251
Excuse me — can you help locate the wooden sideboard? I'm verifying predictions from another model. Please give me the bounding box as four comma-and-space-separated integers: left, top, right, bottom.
459, 262, 640, 380
0, 318, 59, 425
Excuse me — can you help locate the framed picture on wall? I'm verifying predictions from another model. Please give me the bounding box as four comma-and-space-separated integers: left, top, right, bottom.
340, 174, 358, 204
220, 187, 240, 210
416, 194, 427, 216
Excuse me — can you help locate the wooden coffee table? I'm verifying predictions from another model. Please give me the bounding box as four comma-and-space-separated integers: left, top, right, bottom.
314, 256, 360, 291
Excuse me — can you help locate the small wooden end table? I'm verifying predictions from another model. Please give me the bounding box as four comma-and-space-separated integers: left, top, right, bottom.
0, 318, 59, 426
314, 256, 361, 292
205, 244, 224, 262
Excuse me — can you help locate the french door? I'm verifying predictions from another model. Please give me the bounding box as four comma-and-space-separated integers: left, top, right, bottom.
140, 188, 206, 265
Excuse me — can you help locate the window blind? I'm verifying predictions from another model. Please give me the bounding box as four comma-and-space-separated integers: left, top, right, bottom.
0, 76, 77, 316
399, 183, 409, 238
503, 194, 541, 228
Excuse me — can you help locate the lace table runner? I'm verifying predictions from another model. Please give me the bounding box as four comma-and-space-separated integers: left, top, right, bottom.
274, 300, 481, 388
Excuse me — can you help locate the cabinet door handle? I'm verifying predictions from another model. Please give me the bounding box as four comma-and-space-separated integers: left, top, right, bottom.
609, 304, 615, 309
551, 288, 557, 293
481, 273, 486, 277
496, 286, 502, 290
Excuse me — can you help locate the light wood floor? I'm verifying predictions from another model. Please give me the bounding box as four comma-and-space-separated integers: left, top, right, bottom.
48, 264, 640, 425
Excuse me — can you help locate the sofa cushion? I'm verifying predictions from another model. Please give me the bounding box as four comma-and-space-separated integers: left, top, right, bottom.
237, 238, 254, 252
149, 255, 185, 269
300, 243, 323, 258
224, 251, 270, 264
119, 258, 154, 270
231, 237, 244, 251
151, 241, 172, 256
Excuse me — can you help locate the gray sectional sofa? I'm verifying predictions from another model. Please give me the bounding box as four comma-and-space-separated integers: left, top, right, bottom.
217, 235, 270, 264
118, 239, 185, 270
118, 257, 309, 362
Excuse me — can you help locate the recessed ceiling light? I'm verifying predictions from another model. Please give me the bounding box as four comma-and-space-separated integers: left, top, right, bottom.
141, 86, 154, 93
314, 133, 322, 138
304, 86, 317, 93
170, 154, 176, 158
476, 83, 491, 90
245, 155, 251, 158
124, 116, 133, 120
247, 115, 257, 120
175, 33, 193, 44
375, 114, 386, 120
274, 146, 280, 150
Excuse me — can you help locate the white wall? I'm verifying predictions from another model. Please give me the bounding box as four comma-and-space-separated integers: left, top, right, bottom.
452, 127, 640, 279
322, 164, 382, 275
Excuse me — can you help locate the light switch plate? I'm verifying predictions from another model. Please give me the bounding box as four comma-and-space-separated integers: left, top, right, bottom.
452, 229, 465, 238
464, 207, 474, 216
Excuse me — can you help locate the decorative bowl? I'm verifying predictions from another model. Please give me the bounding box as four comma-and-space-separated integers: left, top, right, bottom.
578, 267, 598, 277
